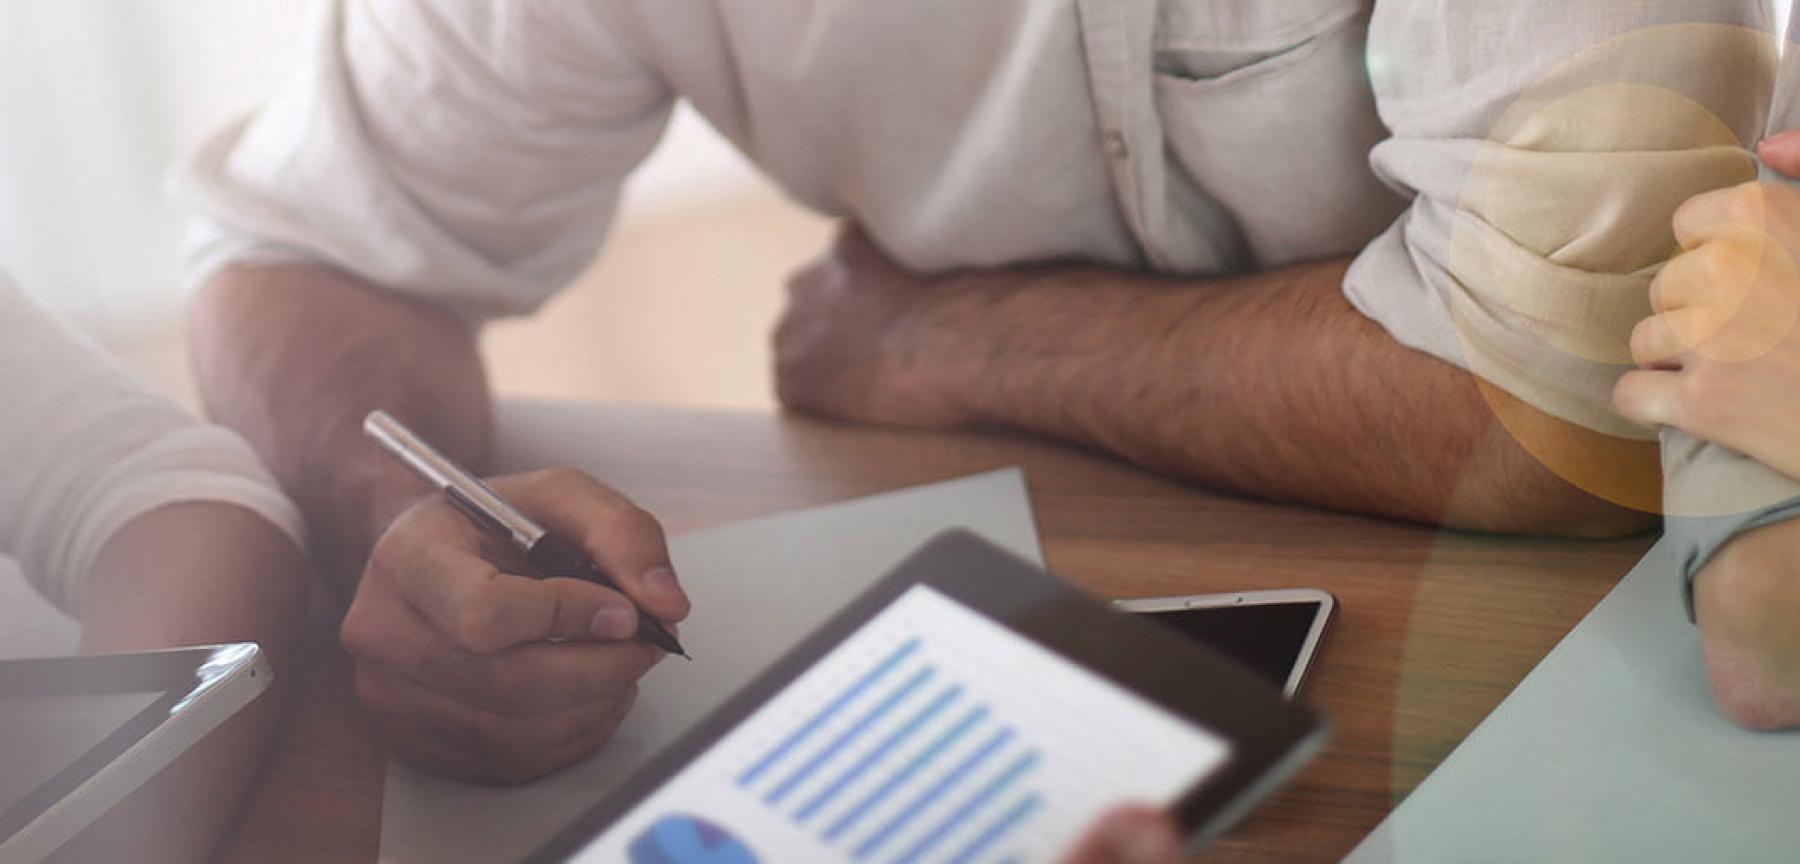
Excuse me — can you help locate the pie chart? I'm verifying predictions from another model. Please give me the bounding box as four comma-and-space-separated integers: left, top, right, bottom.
627, 814, 760, 864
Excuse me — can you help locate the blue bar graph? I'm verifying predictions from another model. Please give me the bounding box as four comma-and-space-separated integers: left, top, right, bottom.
738, 638, 921, 788
852, 728, 1014, 860
766, 667, 936, 806
794, 684, 964, 824
735, 634, 1046, 863
947, 795, 1043, 864
823, 705, 989, 843
892, 752, 1040, 864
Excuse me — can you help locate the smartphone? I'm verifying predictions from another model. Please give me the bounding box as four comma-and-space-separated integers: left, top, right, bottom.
1113, 589, 1336, 699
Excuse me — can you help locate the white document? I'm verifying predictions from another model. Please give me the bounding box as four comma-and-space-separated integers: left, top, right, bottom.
572, 584, 1227, 864
1345, 539, 1800, 863
379, 469, 1044, 862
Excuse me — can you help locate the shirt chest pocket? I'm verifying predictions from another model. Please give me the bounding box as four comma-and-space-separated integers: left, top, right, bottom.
1152, 0, 1403, 269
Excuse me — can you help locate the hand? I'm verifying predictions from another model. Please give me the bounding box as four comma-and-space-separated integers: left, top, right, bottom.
339, 468, 691, 784
774, 225, 974, 428
1612, 130, 1800, 732
1059, 806, 1186, 864
1613, 135, 1800, 478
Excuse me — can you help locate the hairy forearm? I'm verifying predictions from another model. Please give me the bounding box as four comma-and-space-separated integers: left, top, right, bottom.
190, 264, 491, 591
913, 256, 1656, 535
65, 503, 308, 862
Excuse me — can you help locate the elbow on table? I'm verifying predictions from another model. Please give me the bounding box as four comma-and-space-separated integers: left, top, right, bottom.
1703, 652, 1800, 732
1444, 481, 1658, 540
1693, 530, 1800, 732
1440, 377, 1662, 539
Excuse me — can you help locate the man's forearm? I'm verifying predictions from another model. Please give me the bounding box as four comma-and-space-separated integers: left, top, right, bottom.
190, 263, 492, 590
910, 256, 1657, 535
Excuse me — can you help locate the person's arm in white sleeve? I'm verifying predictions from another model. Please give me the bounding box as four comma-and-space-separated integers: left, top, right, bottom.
1611, 37, 1800, 729
178, 0, 673, 583
177, 0, 689, 785
1346, 4, 1794, 728
0, 274, 309, 860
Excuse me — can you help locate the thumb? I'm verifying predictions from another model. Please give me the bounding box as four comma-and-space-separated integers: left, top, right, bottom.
454, 572, 642, 652
1757, 131, 1800, 180
534, 576, 644, 642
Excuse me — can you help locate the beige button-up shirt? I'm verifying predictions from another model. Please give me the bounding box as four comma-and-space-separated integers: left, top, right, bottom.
180, 0, 1794, 592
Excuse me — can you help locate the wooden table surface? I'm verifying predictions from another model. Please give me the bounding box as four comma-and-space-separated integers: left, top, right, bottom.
220, 401, 1656, 863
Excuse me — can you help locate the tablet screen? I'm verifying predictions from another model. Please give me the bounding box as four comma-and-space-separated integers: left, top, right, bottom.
571, 584, 1231, 863
0, 691, 163, 816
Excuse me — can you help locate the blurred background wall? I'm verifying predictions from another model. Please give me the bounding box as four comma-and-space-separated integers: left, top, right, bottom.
0, 0, 828, 414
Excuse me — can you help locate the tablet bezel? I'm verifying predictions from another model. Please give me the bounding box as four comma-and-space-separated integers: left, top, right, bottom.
531, 530, 1326, 861
0, 644, 268, 852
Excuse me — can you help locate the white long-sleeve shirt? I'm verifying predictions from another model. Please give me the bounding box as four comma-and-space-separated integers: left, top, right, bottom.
0, 273, 304, 616
179, 0, 1793, 608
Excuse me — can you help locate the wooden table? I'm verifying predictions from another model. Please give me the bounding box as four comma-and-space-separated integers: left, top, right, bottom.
220, 401, 1656, 862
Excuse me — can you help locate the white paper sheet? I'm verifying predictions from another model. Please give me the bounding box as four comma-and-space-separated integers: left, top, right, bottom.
378, 469, 1043, 862
1345, 539, 1800, 863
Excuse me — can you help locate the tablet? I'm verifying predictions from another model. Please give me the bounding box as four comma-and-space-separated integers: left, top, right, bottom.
0, 643, 271, 861
531, 531, 1325, 863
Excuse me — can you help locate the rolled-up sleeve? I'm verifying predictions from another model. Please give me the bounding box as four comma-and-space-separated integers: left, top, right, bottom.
0, 276, 305, 616
1344, 1, 1792, 613
1345, 2, 1773, 439
1661, 18, 1800, 617
176, 0, 673, 322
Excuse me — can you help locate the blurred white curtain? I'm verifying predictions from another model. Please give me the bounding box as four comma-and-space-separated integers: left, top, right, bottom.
0, 1, 304, 338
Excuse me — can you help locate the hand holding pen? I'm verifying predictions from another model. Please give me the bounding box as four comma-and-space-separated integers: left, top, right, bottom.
338, 411, 691, 784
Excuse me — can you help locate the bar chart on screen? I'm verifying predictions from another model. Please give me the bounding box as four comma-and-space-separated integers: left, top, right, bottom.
733, 636, 1047, 863
587, 585, 1229, 864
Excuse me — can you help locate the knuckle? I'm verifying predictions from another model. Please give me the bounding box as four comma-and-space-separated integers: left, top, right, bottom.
1628, 318, 1656, 362
1719, 183, 1765, 225
607, 505, 665, 543
1694, 245, 1736, 286
339, 604, 378, 657
1651, 261, 1691, 312
366, 518, 410, 570
539, 466, 589, 491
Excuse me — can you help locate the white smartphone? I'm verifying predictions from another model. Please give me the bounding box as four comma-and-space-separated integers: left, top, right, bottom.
1113, 589, 1336, 699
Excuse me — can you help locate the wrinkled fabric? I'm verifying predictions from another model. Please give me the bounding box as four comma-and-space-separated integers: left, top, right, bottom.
0, 274, 304, 614
176, 0, 1787, 612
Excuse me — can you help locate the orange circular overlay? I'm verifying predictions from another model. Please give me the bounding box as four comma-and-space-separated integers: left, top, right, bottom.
1443, 22, 1790, 516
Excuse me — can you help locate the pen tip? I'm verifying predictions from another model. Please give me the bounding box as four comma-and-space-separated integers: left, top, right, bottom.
681, 651, 694, 662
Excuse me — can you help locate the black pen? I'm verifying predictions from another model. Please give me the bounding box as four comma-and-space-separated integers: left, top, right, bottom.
363, 410, 691, 659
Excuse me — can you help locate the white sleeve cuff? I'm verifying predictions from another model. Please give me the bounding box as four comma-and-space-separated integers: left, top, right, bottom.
43, 425, 307, 617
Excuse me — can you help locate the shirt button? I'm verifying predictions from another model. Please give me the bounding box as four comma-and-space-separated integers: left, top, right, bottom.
1102, 130, 1128, 159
